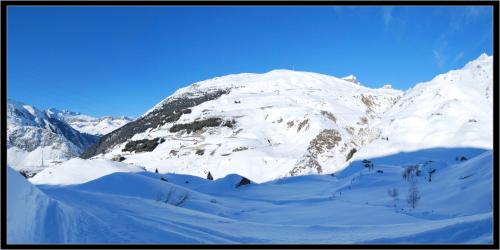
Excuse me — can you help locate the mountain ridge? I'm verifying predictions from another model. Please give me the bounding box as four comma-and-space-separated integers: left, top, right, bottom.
80, 54, 491, 183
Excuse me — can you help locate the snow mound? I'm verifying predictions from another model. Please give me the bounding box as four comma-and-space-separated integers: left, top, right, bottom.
30, 158, 145, 185
7, 166, 53, 243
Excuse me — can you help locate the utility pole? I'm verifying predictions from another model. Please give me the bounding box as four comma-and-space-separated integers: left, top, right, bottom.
41, 140, 44, 168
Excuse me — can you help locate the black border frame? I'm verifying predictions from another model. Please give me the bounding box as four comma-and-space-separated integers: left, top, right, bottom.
0, 1, 498, 249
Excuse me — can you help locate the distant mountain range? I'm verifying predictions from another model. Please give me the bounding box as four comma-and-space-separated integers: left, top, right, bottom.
6, 100, 132, 176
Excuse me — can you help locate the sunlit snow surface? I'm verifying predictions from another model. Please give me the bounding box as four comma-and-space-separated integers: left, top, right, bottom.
94, 54, 492, 183
7, 54, 494, 244
106, 69, 402, 183
8, 147, 493, 244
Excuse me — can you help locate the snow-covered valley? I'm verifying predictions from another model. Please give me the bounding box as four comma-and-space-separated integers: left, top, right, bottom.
7, 147, 493, 243
6, 54, 494, 244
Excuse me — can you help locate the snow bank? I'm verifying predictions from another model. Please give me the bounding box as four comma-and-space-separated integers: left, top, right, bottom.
7, 166, 51, 243
30, 158, 145, 185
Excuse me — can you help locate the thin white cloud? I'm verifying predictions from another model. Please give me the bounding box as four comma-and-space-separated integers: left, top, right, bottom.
382, 7, 393, 27
450, 7, 489, 33
464, 7, 482, 21
332, 6, 342, 15
431, 35, 449, 68
452, 51, 465, 64
433, 49, 446, 67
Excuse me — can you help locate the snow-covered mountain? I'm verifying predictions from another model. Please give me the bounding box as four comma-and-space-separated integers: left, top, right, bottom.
7, 99, 98, 175
6, 100, 131, 176
81, 54, 492, 183
355, 53, 493, 160
47, 108, 132, 136
7, 53, 494, 244
81, 69, 402, 182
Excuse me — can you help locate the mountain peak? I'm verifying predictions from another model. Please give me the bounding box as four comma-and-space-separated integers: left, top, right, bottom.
464, 53, 492, 69
477, 53, 491, 60
342, 75, 360, 85
381, 84, 393, 89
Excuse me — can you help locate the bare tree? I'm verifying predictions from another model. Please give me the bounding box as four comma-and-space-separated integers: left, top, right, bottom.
402, 165, 420, 182
387, 188, 399, 200
407, 183, 420, 209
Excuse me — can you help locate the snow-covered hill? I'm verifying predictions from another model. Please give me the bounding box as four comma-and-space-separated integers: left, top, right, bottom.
47, 108, 132, 136
82, 70, 402, 183
8, 147, 492, 243
82, 54, 492, 184
355, 53, 493, 160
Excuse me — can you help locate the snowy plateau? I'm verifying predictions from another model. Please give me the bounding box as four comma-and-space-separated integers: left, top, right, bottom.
6, 54, 494, 244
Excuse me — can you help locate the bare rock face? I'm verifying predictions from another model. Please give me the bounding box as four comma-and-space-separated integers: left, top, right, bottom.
321, 111, 337, 123
206, 172, 214, 180
361, 94, 376, 112
112, 155, 126, 162
290, 156, 323, 176
308, 129, 342, 157
122, 138, 166, 153
170, 117, 235, 134
290, 129, 342, 176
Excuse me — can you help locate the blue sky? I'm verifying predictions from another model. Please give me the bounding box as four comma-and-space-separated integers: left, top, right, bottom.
7, 6, 493, 117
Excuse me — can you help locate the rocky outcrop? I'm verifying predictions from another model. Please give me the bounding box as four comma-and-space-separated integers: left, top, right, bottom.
81, 89, 229, 158
169, 117, 236, 134
122, 138, 166, 153
290, 129, 343, 176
